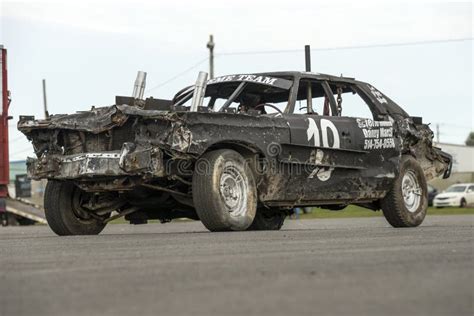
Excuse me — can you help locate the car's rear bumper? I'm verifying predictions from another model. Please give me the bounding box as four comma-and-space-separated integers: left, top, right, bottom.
27, 143, 165, 180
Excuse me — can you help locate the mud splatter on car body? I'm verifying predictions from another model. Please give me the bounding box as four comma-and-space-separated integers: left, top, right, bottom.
18, 71, 451, 224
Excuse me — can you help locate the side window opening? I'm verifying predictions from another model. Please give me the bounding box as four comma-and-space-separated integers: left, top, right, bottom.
329, 83, 375, 119
295, 80, 333, 115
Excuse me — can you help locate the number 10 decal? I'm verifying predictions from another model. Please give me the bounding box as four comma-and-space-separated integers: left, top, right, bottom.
306, 118, 340, 148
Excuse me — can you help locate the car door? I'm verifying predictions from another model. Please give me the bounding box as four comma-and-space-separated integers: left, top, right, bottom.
280, 78, 400, 204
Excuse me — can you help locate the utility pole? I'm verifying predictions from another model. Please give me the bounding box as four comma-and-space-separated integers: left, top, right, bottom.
42, 79, 49, 118
436, 123, 440, 143
207, 35, 215, 79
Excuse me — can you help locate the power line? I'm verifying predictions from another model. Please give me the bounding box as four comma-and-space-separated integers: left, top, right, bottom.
217, 37, 473, 56
144, 37, 472, 92
145, 57, 209, 93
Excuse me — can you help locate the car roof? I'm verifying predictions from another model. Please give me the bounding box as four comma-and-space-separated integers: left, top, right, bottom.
173, 70, 410, 117
253, 71, 359, 84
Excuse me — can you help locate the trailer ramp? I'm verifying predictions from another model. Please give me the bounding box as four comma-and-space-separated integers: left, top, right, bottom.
5, 198, 47, 224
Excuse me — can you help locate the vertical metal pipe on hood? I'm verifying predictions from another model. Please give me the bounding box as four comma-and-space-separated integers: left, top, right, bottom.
42, 79, 49, 118
132, 71, 147, 100
190, 71, 208, 112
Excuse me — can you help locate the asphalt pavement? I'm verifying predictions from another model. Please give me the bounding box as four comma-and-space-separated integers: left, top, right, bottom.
1, 215, 473, 316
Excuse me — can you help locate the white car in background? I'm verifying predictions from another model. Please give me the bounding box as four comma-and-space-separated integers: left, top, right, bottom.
433, 183, 474, 208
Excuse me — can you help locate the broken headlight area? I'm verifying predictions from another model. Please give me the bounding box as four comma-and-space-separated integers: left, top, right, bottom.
27, 143, 165, 181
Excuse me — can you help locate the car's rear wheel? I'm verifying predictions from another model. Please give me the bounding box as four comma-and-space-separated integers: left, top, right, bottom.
247, 208, 285, 231
44, 181, 107, 236
192, 149, 257, 231
381, 155, 428, 227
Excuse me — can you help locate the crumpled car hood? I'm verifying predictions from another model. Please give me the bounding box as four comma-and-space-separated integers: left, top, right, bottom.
17, 105, 177, 135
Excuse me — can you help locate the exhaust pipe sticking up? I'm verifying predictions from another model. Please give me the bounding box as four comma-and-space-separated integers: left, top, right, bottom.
132, 71, 147, 99
190, 71, 208, 112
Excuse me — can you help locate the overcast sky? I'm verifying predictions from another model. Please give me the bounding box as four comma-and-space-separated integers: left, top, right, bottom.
1, 0, 472, 160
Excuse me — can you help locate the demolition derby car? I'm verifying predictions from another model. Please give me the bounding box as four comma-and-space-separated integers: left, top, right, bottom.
18, 71, 452, 235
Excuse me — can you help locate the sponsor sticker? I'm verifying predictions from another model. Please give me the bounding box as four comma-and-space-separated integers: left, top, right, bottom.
356, 118, 395, 150
367, 84, 388, 104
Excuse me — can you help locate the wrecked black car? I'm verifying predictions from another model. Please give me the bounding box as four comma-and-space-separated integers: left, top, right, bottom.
18, 71, 452, 235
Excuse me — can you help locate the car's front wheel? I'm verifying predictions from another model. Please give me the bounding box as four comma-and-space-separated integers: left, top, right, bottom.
381, 155, 428, 227
192, 149, 257, 231
460, 198, 467, 208
44, 181, 108, 236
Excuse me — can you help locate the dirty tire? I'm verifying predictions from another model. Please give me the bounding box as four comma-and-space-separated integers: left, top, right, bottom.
193, 149, 257, 232
44, 181, 106, 236
381, 155, 428, 227
247, 208, 285, 231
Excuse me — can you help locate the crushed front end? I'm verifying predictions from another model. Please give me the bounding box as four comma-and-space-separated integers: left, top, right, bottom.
18, 103, 190, 192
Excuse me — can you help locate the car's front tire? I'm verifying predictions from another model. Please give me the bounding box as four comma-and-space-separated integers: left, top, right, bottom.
381, 155, 428, 227
44, 181, 107, 236
192, 149, 257, 231
460, 198, 467, 208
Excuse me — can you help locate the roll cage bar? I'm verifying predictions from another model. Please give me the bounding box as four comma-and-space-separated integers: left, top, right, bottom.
171, 72, 408, 118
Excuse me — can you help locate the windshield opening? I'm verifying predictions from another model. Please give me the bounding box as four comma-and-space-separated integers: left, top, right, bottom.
172, 74, 293, 114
